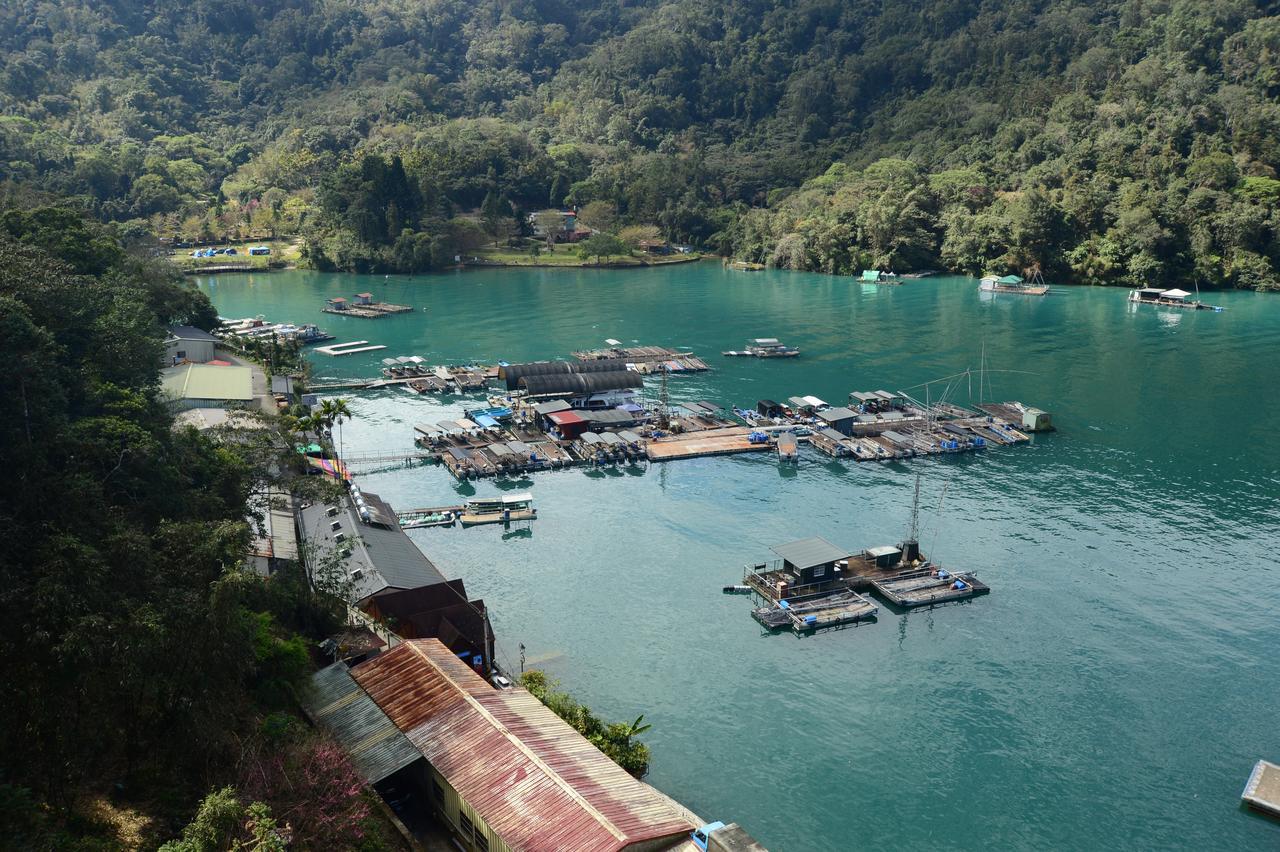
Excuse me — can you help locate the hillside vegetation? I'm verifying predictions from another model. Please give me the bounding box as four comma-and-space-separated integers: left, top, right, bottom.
1, 0, 1278, 285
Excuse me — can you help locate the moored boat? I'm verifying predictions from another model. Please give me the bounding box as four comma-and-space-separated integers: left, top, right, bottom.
1128, 287, 1224, 311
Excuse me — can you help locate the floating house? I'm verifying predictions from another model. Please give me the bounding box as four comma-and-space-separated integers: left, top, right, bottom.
816, 406, 857, 436
756, 399, 785, 418
306, 640, 700, 852
355, 292, 374, 305
327, 296, 349, 311
545, 409, 589, 440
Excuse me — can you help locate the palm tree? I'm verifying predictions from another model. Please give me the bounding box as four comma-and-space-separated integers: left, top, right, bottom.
325, 398, 353, 459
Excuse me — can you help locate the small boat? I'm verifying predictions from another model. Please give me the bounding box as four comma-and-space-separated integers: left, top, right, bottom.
459, 493, 537, 526
978, 271, 1049, 295
722, 584, 752, 594
399, 511, 456, 529
722, 338, 801, 358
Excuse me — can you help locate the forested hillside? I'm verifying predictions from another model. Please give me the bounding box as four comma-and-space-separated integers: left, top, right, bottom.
1, 0, 1278, 285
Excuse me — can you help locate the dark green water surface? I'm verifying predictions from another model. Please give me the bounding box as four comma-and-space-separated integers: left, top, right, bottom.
198, 265, 1280, 850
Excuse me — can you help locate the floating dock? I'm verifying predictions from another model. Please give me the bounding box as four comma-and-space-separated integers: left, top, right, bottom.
314, 340, 389, 356
323, 296, 414, 319
1242, 760, 1280, 819
646, 429, 773, 462
573, 344, 709, 372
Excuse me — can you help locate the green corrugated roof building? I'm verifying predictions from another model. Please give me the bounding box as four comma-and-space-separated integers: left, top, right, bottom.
162, 363, 253, 405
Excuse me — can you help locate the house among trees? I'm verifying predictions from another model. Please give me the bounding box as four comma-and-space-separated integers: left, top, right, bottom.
528, 209, 593, 243
637, 239, 672, 255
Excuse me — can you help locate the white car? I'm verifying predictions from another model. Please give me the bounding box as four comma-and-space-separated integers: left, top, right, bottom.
491, 674, 513, 690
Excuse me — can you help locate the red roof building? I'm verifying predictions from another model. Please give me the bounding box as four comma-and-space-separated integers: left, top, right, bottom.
546, 409, 589, 440
350, 640, 698, 851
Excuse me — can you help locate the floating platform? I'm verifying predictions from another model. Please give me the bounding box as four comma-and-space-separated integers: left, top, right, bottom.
1242, 760, 1280, 819
323, 301, 414, 319
460, 509, 537, 526
314, 340, 388, 356
870, 569, 989, 607
573, 345, 708, 373
646, 430, 773, 461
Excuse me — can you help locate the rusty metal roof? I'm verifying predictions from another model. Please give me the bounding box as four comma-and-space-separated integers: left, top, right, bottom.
350, 640, 697, 851
303, 663, 421, 785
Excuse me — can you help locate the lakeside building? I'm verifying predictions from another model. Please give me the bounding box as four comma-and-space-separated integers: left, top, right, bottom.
298, 486, 496, 672
164, 324, 219, 365
161, 363, 254, 410
527, 208, 593, 243
306, 639, 701, 852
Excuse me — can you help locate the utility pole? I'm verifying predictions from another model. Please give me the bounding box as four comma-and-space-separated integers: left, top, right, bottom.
658, 366, 671, 430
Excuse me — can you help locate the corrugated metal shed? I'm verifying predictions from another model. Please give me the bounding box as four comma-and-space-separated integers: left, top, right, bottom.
770, 537, 847, 569
303, 663, 421, 784
520, 371, 643, 397
817, 407, 855, 423
532, 399, 572, 416
350, 641, 697, 852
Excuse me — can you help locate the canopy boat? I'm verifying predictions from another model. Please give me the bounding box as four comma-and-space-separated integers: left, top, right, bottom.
722, 338, 801, 357
1128, 287, 1224, 311
978, 271, 1049, 295
459, 493, 536, 526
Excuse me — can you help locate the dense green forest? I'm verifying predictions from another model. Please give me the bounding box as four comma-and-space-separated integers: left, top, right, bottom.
2, 0, 1280, 285
2, 0, 1279, 285
0, 212, 389, 847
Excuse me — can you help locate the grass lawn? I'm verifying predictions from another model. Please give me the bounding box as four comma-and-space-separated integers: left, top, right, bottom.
470, 247, 701, 267
172, 238, 302, 271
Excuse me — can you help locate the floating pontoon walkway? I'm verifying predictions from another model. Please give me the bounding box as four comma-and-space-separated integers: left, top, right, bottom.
1243, 760, 1280, 820
314, 340, 388, 356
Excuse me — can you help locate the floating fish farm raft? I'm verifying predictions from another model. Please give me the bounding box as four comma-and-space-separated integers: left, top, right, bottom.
741, 534, 990, 635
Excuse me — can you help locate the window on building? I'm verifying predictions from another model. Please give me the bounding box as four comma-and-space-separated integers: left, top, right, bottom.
474, 833, 489, 852
330, 520, 342, 532
326, 506, 339, 517
812, 564, 826, 578
431, 777, 444, 804
333, 532, 346, 543
460, 813, 474, 837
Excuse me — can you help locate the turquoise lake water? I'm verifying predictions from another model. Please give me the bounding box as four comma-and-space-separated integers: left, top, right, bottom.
198, 265, 1280, 850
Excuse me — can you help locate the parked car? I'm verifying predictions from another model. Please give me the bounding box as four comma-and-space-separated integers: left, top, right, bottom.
490, 674, 513, 690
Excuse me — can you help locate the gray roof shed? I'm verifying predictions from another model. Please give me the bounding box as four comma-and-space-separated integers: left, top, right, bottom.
770, 537, 848, 569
